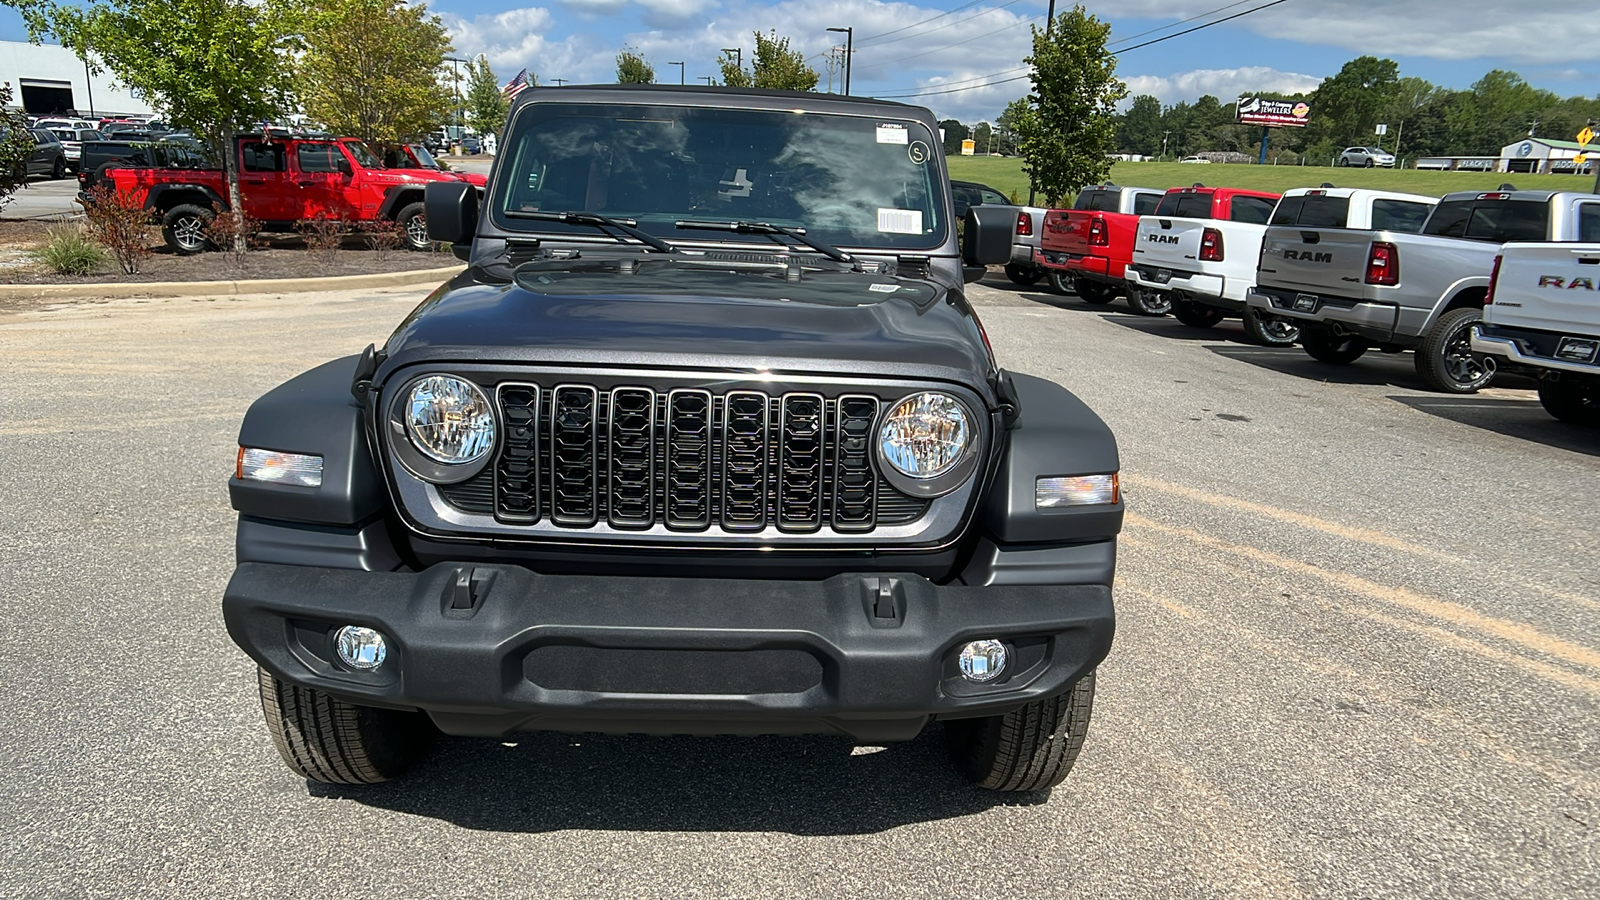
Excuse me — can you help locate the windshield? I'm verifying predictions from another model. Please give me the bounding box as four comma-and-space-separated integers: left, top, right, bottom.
340, 140, 382, 168
410, 144, 438, 168
490, 102, 946, 251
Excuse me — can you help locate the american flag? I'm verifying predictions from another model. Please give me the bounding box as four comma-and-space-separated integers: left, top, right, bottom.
502, 69, 531, 100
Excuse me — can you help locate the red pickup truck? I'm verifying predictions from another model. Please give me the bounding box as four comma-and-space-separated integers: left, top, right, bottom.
101, 135, 477, 253
1037, 184, 1164, 305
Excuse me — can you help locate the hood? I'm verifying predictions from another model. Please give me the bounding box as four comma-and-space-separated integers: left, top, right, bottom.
379, 262, 993, 385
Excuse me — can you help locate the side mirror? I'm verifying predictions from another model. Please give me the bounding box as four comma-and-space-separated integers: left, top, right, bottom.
425, 181, 477, 245
962, 204, 1012, 268
337, 157, 353, 176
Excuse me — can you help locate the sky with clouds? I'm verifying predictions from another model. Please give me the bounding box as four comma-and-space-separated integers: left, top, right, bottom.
4, 0, 1597, 125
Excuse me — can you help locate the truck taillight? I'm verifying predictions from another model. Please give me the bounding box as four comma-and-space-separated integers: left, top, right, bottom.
1365, 241, 1399, 286
1088, 216, 1108, 247
1015, 212, 1032, 237
1199, 227, 1223, 262
1485, 254, 1502, 304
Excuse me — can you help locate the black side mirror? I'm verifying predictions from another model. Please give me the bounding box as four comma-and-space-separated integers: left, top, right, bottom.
425, 181, 477, 245
962, 204, 1012, 268
338, 157, 353, 176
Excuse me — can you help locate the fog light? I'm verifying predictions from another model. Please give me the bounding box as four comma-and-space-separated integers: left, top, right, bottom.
958, 639, 1008, 683
335, 626, 388, 670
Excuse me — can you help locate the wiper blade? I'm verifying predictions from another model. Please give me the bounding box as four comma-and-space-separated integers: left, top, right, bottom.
505, 209, 676, 253
674, 219, 853, 263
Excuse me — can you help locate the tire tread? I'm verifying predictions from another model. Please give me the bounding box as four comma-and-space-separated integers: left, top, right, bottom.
257, 668, 432, 784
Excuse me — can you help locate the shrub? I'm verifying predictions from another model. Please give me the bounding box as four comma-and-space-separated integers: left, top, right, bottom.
82, 183, 154, 274
205, 203, 264, 269
296, 212, 349, 261
34, 224, 109, 276
355, 219, 403, 260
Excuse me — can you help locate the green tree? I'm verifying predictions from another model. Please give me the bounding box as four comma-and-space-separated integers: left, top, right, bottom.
1118, 94, 1161, 156
748, 30, 818, 91
1469, 70, 1557, 151
1012, 7, 1127, 204
719, 49, 751, 88
464, 54, 510, 137
0, 84, 38, 210
299, 0, 454, 146
938, 118, 969, 155
17, 0, 301, 251
970, 121, 993, 154
616, 49, 655, 84
1308, 55, 1400, 146
995, 97, 1031, 156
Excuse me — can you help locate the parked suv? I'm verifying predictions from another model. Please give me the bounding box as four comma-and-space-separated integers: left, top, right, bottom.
222, 85, 1123, 793
1338, 147, 1396, 168
21, 129, 67, 180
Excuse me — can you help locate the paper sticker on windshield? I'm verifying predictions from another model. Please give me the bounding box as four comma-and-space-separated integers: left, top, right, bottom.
876, 124, 909, 145
877, 208, 923, 234
869, 283, 900, 293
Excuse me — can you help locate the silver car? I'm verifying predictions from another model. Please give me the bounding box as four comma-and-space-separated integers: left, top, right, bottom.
1338, 146, 1396, 168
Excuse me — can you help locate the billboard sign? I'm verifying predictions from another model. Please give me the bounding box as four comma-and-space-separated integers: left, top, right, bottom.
1237, 96, 1310, 128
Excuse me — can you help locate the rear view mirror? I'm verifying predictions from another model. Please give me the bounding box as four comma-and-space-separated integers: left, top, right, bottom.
962, 204, 1012, 268
425, 181, 477, 246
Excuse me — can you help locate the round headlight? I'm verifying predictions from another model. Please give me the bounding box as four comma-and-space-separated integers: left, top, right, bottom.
878, 392, 973, 480
405, 375, 496, 465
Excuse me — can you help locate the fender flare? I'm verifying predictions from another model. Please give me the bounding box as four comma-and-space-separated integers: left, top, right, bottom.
146, 183, 228, 213
378, 185, 425, 221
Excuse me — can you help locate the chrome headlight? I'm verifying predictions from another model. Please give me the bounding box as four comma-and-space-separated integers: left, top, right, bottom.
877, 391, 980, 497
405, 375, 496, 464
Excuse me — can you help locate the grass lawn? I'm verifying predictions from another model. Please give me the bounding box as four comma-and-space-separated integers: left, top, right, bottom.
944, 156, 1593, 205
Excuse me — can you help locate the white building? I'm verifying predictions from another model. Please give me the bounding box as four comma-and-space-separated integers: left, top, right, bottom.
0, 40, 156, 119
1499, 137, 1593, 176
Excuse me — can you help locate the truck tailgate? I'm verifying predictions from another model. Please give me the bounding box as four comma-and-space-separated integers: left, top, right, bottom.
1042, 210, 1093, 255
1489, 243, 1600, 335
1257, 227, 1373, 294
1131, 216, 1208, 270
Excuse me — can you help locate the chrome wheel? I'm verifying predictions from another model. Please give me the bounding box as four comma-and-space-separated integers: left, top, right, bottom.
1442, 321, 1494, 386
173, 215, 207, 252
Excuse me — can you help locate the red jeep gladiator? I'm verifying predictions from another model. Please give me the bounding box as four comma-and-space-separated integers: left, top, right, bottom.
99, 135, 470, 253
381, 143, 488, 189
1037, 184, 1164, 304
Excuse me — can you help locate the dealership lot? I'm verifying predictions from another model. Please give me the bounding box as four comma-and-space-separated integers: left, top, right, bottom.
1, 278, 1596, 898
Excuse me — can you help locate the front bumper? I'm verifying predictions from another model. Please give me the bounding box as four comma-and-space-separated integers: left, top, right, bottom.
224, 561, 1115, 743
1472, 324, 1600, 376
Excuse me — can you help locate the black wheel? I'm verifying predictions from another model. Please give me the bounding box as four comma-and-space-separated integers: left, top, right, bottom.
1338, 157, 1349, 167
1172, 300, 1226, 328
396, 201, 430, 251
161, 203, 214, 254
1537, 376, 1600, 425
1242, 305, 1300, 346
1047, 269, 1072, 295
1127, 287, 1171, 316
50, 157, 65, 180
1416, 307, 1496, 393
257, 668, 436, 784
1074, 278, 1118, 305
946, 673, 1096, 792
1005, 263, 1043, 286
1301, 328, 1368, 364
1365, 158, 1375, 168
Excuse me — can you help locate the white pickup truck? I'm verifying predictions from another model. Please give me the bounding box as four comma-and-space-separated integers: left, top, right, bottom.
1124, 185, 1287, 342
1247, 189, 1599, 393
1471, 235, 1600, 424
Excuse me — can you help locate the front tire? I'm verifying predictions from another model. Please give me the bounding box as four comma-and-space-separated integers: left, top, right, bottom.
161, 203, 214, 255
257, 668, 436, 784
1301, 328, 1368, 364
1075, 277, 1118, 305
396, 201, 430, 252
1537, 376, 1600, 425
1416, 307, 1495, 393
1005, 263, 1043, 286
1242, 305, 1300, 346
1127, 287, 1171, 316
1173, 299, 1226, 328
946, 673, 1096, 792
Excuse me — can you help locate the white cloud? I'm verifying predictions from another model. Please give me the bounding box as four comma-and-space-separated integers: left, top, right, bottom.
1123, 66, 1321, 106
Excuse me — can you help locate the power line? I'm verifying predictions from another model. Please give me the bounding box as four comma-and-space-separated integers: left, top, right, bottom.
1106, 0, 1258, 47
1111, 0, 1292, 54
870, 11, 1046, 68
855, 0, 992, 45
860, 0, 1029, 49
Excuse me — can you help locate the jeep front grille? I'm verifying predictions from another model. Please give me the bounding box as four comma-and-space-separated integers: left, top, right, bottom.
436, 384, 929, 533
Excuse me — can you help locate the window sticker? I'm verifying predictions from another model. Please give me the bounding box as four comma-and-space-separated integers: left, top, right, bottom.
908, 141, 931, 165
875, 123, 909, 145
877, 208, 923, 234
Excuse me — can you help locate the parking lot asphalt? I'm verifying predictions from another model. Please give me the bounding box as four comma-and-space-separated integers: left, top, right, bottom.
1, 275, 1596, 899
1, 176, 82, 220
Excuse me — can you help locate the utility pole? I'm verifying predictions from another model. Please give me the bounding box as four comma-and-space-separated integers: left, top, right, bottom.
1162, 130, 1170, 161
82, 57, 95, 118
668, 61, 684, 85
1026, 0, 1057, 206
445, 57, 465, 135
552, 78, 567, 86
826, 27, 852, 95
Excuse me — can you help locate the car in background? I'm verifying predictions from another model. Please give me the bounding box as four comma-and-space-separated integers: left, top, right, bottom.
1338, 147, 1396, 168
20, 128, 68, 180
381, 142, 487, 188
458, 136, 483, 154
35, 117, 97, 132
46, 126, 103, 172
1178, 156, 1211, 164
950, 179, 1010, 220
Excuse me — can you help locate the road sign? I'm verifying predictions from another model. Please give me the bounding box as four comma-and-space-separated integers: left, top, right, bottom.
1375, 124, 1388, 135
1578, 153, 1590, 165
1579, 126, 1595, 147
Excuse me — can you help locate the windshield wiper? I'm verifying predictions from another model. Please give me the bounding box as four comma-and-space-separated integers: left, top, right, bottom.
505, 210, 676, 253
673, 220, 853, 264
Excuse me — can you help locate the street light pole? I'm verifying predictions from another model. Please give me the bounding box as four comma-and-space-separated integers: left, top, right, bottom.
826, 27, 852, 95
668, 61, 684, 85
721, 47, 741, 70
699, 76, 715, 85
444, 56, 466, 136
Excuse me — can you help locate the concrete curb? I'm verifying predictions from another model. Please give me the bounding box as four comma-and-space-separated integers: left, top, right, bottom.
0, 264, 464, 300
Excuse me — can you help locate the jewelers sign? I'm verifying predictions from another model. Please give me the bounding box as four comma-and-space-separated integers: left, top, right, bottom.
1237, 96, 1311, 128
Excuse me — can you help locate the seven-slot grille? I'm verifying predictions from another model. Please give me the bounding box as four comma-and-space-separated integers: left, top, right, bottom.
469, 383, 919, 533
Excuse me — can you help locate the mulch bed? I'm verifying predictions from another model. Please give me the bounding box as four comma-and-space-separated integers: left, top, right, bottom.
0, 220, 457, 285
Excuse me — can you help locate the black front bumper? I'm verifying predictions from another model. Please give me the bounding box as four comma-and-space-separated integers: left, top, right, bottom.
224, 562, 1114, 743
